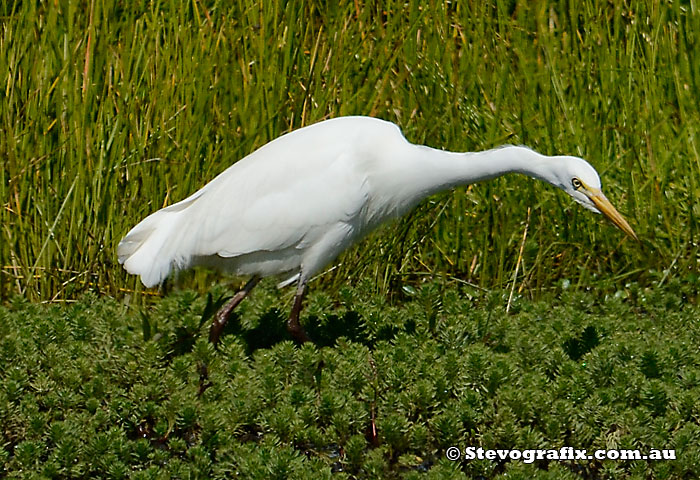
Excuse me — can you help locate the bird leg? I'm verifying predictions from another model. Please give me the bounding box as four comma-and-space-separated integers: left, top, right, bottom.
287, 280, 310, 343
209, 276, 260, 345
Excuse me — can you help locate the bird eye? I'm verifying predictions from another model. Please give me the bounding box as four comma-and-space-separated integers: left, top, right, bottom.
571, 178, 582, 190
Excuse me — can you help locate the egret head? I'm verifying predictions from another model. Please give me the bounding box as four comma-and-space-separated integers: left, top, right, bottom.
555, 156, 638, 240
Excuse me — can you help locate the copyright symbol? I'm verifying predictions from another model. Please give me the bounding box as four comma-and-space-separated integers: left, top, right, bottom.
445, 446, 461, 461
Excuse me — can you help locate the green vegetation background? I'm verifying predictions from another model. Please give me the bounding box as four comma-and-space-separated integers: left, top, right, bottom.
2, 0, 700, 478
2, 0, 698, 300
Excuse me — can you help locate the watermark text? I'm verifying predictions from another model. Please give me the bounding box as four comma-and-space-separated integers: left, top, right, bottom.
445, 446, 676, 463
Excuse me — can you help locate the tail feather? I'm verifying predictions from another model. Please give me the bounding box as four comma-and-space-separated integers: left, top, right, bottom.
118, 195, 201, 287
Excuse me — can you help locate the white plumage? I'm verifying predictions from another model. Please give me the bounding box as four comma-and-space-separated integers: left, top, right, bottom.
118, 116, 636, 343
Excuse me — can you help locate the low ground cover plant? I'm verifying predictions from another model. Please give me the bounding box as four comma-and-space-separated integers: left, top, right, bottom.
1, 280, 698, 479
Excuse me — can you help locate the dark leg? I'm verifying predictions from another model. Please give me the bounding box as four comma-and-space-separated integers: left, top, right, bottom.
209, 276, 261, 345
287, 279, 310, 343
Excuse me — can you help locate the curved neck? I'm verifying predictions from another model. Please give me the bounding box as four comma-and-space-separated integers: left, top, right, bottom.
362, 143, 562, 227
404, 144, 556, 197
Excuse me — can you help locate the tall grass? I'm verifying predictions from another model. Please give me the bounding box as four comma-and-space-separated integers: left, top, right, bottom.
1, 0, 698, 302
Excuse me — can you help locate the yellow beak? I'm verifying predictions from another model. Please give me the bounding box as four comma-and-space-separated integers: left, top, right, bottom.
589, 192, 638, 241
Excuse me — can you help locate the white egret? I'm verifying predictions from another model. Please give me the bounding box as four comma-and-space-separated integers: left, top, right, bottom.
118, 116, 637, 343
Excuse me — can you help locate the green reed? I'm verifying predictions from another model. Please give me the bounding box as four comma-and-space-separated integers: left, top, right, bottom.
1, 0, 698, 301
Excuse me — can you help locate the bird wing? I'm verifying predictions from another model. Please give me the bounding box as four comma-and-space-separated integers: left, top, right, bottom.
119, 117, 403, 287
177, 142, 370, 260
